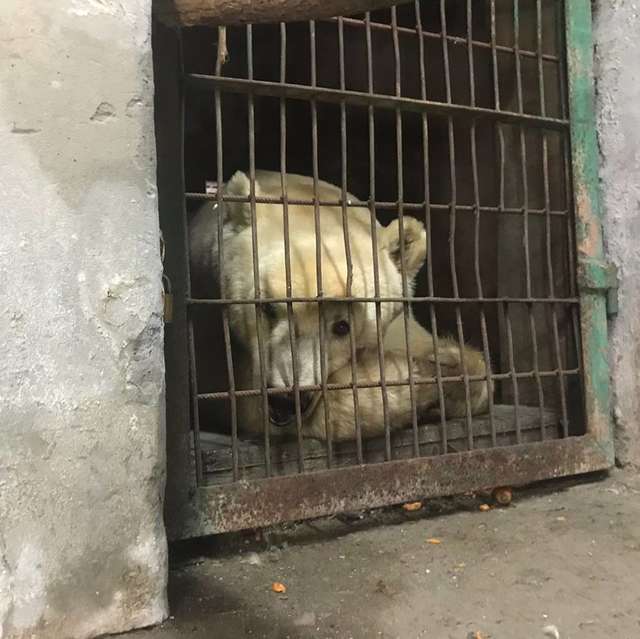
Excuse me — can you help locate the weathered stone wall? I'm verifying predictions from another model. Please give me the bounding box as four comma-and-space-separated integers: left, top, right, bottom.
594, 1, 640, 468
0, 1, 167, 637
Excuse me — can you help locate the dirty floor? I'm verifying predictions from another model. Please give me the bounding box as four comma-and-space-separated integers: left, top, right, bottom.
117, 470, 640, 639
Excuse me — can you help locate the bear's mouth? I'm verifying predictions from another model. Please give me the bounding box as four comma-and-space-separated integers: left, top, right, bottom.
268, 391, 314, 427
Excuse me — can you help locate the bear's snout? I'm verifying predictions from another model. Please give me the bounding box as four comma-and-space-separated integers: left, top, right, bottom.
268, 391, 313, 427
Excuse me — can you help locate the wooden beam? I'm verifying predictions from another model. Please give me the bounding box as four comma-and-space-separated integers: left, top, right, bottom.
154, 0, 401, 28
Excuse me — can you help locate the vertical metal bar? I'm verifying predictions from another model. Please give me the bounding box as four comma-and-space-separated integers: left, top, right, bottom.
178, 33, 204, 485
469, 115, 496, 447
440, 0, 473, 443
415, 1, 448, 449
497, 125, 521, 441
536, 0, 546, 117
513, 0, 524, 113
490, 0, 500, 111
466, 0, 475, 108
338, 16, 363, 462
365, 11, 392, 460
310, 19, 331, 468
279, 23, 306, 472
518, 126, 546, 435
214, 46, 240, 481
537, 5, 569, 437
564, 0, 612, 459
391, 6, 419, 457
246, 24, 273, 476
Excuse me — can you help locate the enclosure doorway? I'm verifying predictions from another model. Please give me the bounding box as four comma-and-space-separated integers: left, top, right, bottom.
153, 0, 613, 541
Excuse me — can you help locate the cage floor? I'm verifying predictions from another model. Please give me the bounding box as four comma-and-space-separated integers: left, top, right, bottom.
200, 405, 560, 484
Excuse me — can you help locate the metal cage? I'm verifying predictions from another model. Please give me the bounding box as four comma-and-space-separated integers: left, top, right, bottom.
154, 0, 613, 541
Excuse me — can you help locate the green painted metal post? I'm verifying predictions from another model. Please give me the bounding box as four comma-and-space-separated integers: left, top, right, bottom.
565, 0, 614, 464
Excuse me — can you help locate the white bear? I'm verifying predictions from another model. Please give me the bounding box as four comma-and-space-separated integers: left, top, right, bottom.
190, 170, 489, 441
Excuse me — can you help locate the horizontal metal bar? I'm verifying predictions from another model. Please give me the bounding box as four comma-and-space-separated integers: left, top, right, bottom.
186, 74, 570, 130
197, 368, 580, 401
185, 191, 569, 218
188, 435, 609, 535
188, 295, 580, 305
325, 16, 562, 64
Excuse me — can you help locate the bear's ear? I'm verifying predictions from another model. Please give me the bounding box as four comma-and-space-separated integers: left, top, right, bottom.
223, 171, 261, 230
379, 217, 427, 281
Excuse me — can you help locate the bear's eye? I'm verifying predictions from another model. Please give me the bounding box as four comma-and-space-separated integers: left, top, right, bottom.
332, 320, 350, 337
262, 302, 277, 321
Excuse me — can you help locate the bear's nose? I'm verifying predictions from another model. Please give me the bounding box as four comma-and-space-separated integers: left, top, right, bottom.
267, 391, 313, 427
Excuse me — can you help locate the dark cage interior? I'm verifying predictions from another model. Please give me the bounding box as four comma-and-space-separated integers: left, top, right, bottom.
162, 0, 584, 489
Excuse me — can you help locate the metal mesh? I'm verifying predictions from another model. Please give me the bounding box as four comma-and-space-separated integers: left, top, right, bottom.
180, 0, 583, 486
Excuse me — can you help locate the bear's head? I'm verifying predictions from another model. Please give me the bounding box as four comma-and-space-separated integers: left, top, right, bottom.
219, 170, 427, 429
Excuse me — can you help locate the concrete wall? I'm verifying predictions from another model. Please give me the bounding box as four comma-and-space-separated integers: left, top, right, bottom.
0, 1, 167, 637
594, 1, 640, 468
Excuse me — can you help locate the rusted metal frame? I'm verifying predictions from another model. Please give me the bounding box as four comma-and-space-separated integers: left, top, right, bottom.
186, 191, 570, 218
338, 16, 364, 462
537, 4, 569, 438
440, 0, 473, 441
278, 23, 305, 470
177, 32, 204, 486
391, 6, 419, 457
415, 0, 448, 450
190, 295, 580, 305
308, 19, 328, 471
212, 75, 240, 481
195, 435, 610, 535
325, 15, 562, 64
365, 11, 392, 461
198, 367, 581, 401
186, 74, 570, 131
564, 0, 613, 459
245, 25, 273, 475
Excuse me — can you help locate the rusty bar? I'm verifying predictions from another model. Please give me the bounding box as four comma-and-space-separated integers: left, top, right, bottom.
197, 368, 581, 401
415, 0, 448, 449
518, 123, 546, 435
186, 191, 569, 218
186, 74, 570, 131
187, 323, 204, 484
308, 18, 327, 471
466, 0, 475, 108
195, 435, 610, 534
279, 23, 305, 469
245, 25, 272, 476
441, 0, 473, 442
365, 11, 392, 461
490, 0, 500, 111
470, 120, 496, 447
536, 0, 546, 117
324, 15, 562, 64
537, 8, 569, 438
190, 295, 580, 306
497, 124, 521, 440
338, 16, 363, 462
513, 0, 524, 114
213, 77, 239, 481
391, 6, 419, 457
